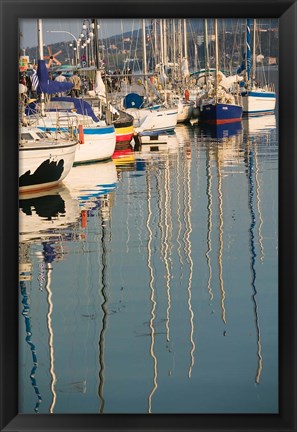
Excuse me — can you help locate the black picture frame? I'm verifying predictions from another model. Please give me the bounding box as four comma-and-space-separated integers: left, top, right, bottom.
1, 0, 296, 431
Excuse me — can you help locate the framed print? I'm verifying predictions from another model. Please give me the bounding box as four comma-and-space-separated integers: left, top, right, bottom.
1, 0, 296, 431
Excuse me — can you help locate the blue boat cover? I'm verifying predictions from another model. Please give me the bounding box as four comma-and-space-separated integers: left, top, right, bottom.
25, 101, 38, 116
123, 93, 144, 109
37, 59, 74, 95
25, 97, 100, 123
50, 97, 99, 123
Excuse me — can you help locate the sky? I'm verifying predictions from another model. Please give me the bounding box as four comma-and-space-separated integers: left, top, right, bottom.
19, 19, 141, 50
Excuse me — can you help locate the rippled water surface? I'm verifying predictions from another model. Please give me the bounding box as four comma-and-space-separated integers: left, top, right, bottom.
19, 117, 278, 414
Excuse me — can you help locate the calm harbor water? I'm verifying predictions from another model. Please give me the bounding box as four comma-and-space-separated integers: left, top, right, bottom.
19, 118, 278, 414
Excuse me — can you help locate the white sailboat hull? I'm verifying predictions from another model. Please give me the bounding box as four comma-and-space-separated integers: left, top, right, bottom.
19, 138, 77, 194
242, 90, 276, 114
177, 102, 194, 123
36, 120, 116, 165
126, 107, 178, 133
73, 128, 116, 164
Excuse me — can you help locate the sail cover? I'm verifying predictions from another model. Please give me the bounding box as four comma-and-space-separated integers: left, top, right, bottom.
49, 97, 99, 122
217, 71, 243, 90
94, 71, 106, 97
37, 60, 74, 95
25, 97, 100, 122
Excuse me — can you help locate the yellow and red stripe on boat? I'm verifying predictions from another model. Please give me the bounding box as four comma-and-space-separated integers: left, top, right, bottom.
115, 125, 134, 143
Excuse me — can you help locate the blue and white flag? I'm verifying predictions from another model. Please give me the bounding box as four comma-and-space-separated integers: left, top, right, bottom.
31, 69, 39, 91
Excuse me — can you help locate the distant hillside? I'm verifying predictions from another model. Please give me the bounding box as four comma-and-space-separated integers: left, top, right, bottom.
22, 18, 278, 71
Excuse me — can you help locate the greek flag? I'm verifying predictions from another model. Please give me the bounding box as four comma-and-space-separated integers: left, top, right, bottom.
31, 69, 39, 91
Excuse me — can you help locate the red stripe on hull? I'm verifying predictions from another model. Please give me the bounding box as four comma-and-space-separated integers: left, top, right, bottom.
203, 118, 242, 125
116, 133, 134, 143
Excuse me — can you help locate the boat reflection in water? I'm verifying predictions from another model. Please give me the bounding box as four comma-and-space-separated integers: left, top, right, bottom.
19, 121, 278, 414
198, 121, 243, 140
63, 159, 118, 209
112, 148, 136, 172
242, 114, 277, 135
19, 185, 81, 243
19, 168, 117, 414
19, 186, 80, 413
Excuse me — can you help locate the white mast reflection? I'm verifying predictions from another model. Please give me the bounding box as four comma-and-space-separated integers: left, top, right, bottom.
254, 141, 265, 263
176, 150, 184, 280
98, 214, 110, 413
146, 170, 158, 414
19, 243, 42, 413
217, 145, 227, 325
183, 153, 195, 378
44, 261, 57, 413
246, 141, 263, 384
164, 161, 172, 345
205, 148, 214, 302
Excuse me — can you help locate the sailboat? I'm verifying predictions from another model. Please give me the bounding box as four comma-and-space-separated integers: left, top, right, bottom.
153, 19, 194, 123
25, 19, 116, 165
25, 61, 116, 165
19, 20, 78, 194
77, 24, 135, 153
19, 127, 78, 195
84, 86, 135, 154
122, 19, 178, 134
177, 19, 195, 123
238, 19, 276, 115
81, 20, 164, 136
198, 19, 243, 125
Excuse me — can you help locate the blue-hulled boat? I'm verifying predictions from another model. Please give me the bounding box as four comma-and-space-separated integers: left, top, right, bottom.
199, 103, 243, 125
198, 19, 243, 125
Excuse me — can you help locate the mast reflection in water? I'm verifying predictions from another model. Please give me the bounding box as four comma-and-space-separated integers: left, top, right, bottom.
19, 119, 278, 414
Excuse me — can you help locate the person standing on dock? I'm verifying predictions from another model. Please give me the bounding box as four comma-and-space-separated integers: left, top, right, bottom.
69, 71, 81, 98
55, 71, 67, 96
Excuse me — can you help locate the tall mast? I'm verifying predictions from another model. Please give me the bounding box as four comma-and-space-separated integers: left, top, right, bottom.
142, 19, 148, 92
154, 19, 158, 68
163, 19, 168, 67
214, 19, 219, 103
246, 18, 252, 82
183, 19, 187, 59
37, 19, 45, 116
178, 19, 182, 81
252, 19, 257, 82
94, 19, 100, 70
160, 19, 164, 65
142, 19, 147, 75
172, 19, 176, 72
204, 19, 210, 84
37, 19, 44, 60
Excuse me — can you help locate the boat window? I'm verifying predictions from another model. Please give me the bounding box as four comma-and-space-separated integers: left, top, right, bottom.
49, 101, 75, 110
36, 132, 48, 139
21, 133, 34, 140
